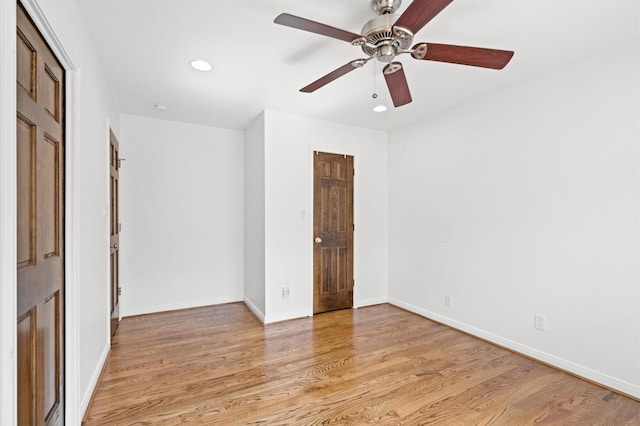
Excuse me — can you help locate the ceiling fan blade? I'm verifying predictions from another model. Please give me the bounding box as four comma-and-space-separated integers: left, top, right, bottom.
393, 0, 453, 35
383, 62, 412, 107
413, 43, 514, 69
274, 13, 362, 43
301, 61, 363, 93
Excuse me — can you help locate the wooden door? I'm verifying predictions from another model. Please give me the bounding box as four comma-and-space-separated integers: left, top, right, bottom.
313, 152, 354, 314
16, 3, 65, 425
109, 129, 120, 337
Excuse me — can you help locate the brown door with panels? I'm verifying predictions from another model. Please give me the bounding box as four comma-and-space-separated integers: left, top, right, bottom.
110, 129, 120, 338
16, 3, 65, 425
313, 151, 354, 314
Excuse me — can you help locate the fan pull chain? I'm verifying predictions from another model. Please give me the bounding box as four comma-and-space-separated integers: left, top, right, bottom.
372, 61, 378, 99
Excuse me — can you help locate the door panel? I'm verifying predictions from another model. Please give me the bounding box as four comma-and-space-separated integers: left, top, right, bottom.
42, 65, 61, 120
17, 3, 65, 425
40, 292, 61, 420
17, 313, 35, 425
313, 152, 354, 314
16, 29, 35, 95
17, 115, 36, 268
39, 135, 61, 258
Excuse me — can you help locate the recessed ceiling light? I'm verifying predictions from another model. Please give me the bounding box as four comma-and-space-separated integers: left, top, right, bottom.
154, 103, 168, 111
190, 59, 212, 72
373, 105, 387, 112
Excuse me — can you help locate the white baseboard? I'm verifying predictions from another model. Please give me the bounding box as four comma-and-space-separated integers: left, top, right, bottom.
264, 309, 309, 324
389, 298, 640, 400
355, 297, 388, 308
80, 341, 110, 420
123, 296, 244, 318
243, 298, 265, 323
244, 298, 389, 325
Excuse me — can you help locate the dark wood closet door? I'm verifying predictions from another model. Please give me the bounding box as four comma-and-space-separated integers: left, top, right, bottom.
17, 3, 65, 425
110, 129, 120, 338
313, 151, 354, 314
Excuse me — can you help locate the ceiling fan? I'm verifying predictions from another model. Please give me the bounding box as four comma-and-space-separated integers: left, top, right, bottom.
274, 0, 514, 107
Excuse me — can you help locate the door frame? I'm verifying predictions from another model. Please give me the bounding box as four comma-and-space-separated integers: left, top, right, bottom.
0, 1, 81, 424
306, 146, 358, 317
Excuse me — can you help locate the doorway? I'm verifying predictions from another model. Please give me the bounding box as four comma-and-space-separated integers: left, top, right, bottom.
313, 151, 354, 314
109, 129, 120, 338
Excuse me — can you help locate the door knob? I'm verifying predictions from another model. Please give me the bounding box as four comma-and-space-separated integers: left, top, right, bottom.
315, 237, 322, 243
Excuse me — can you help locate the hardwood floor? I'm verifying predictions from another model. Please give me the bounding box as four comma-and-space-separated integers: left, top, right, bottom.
83, 303, 640, 425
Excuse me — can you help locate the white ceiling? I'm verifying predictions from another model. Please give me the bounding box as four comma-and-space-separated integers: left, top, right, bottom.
76, 0, 639, 131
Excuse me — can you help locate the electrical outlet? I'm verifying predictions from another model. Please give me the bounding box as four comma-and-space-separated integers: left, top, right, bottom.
282, 287, 290, 299
534, 313, 547, 331
445, 294, 453, 307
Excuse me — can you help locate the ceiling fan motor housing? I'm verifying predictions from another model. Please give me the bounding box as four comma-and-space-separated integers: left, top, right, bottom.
361, 14, 413, 62
372, 0, 402, 14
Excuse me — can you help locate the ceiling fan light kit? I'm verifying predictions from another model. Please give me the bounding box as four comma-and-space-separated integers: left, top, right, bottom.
274, 0, 514, 108
190, 59, 212, 72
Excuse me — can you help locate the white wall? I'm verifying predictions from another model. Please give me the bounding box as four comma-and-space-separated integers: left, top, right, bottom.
389, 41, 640, 398
0, 0, 116, 423
264, 110, 389, 323
244, 113, 266, 320
119, 114, 244, 316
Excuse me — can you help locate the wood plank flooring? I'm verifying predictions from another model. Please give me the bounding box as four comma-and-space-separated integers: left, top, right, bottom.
83, 303, 640, 425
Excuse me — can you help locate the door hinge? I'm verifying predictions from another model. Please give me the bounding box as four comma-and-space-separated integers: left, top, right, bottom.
118, 222, 122, 232
118, 287, 122, 296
